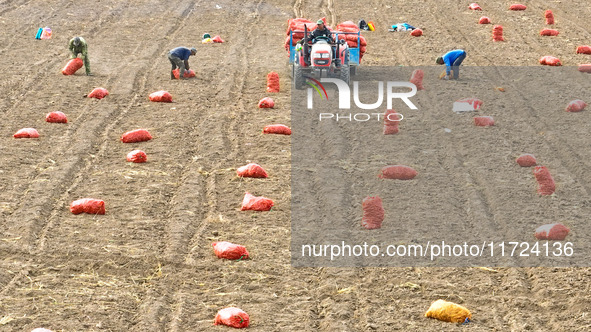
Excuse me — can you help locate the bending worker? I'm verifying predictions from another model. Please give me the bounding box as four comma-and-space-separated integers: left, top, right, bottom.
436, 49, 467, 80
69, 36, 92, 76
168, 46, 197, 79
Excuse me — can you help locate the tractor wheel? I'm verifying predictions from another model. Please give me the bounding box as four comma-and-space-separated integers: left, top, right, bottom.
340, 64, 350, 85
294, 63, 305, 90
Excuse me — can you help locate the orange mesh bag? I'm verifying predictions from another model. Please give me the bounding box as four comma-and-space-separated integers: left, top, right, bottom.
539, 56, 561, 66
516, 154, 537, 167
184, 69, 196, 78
359, 35, 367, 47
336, 26, 359, 33
565, 100, 587, 112
267, 72, 280, 92
288, 21, 319, 38
383, 109, 401, 135
492, 25, 504, 41
212, 35, 224, 43
212, 241, 249, 260
241, 192, 274, 211
70, 198, 105, 215
214, 307, 250, 328
172, 69, 196, 79
378, 165, 418, 180
86, 87, 109, 99
46, 111, 67, 123
149, 90, 173, 103
258, 97, 275, 108
576, 46, 591, 54
61, 58, 83, 75
469, 3, 482, 10
361, 196, 384, 230
535, 223, 570, 240
121, 129, 152, 143
126, 150, 147, 163
360, 47, 366, 59
284, 35, 303, 50
236, 163, 268, 178
425, 300, 472, 323
410, 28, 423, 37
345, 34, 367, 47
479, 16, 491, 24
534, 166, 555, 195
289, 32, 306, 41
343, 40, 358, 48
509, 4, 527, 10
540, 29, 559, 36
410, 69, 424, 90
336, 21, 358, 30
286, 18, 318, 35
545, 10, 555, 24
286, 18, 313, 35
474, 116, 495, 127
337, 34, 364, 45
13, 128, 39, 138
263, 124, 291, 135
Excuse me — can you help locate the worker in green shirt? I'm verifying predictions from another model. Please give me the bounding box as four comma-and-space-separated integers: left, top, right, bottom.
68, 37, 92, 76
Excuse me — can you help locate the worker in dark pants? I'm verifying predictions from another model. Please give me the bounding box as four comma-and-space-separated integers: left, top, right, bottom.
436, 49, 467, 80
68, 36, 92, 76
168, 47, 196, 79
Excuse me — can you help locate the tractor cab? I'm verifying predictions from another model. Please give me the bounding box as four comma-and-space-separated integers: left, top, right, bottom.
290, 25, 360, 89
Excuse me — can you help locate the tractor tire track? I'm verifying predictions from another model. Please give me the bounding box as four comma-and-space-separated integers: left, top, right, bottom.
0, 0, 31, 17
181, 0, 264, 266
425, 2, 591, 330
293, 0, 302, 18
165, 0, 266, 328
36, 0, 206, 254
326, 0, 336, 27
530, 0, 591, 40
0, 1, 132, 119
479, 0, 591, 196
399, 3, 532, 330
132, 0, 269, 330
292, 1, 366, 331
1, 2, 155, 248
10, 1, 188, 252
0, 1, 137, 222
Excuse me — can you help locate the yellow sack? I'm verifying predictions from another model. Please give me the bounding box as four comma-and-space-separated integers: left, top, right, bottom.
202, 38, 213, 44
425, 299, 471, 323
439, 70, 455, 79
368, 21, 375, 31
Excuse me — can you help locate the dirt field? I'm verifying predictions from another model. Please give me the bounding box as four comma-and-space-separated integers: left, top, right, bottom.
1, 0, 591, 331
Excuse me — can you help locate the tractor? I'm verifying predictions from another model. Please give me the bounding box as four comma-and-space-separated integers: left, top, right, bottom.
289, 25, 361, 89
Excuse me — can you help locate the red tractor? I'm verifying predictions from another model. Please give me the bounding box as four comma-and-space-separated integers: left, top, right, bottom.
290, 25, 359, 89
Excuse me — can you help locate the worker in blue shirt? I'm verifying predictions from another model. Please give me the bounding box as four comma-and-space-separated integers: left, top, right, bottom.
168, 46, 197, 79
436, 49, 467, 80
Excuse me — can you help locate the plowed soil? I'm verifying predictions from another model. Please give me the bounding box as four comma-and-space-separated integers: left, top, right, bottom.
1, 0, 590, 331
